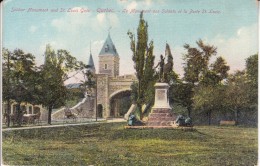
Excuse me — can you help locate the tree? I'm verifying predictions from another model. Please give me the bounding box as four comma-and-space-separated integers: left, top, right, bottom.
2, 48, 37, 126
2, 48, 13, 127
246, 54, 258, 85
127, 12, 155, 119
182, 40, 218, 118
246, 54, 258, 105
183, 39, 217, 85
224, 71, 251, 124
39, 44, 84, 124
211, 56, 230, 81
222, 54, 258, 125
171, 82, 193, 116
193, 85, 226, 125
143, 41, 156, 105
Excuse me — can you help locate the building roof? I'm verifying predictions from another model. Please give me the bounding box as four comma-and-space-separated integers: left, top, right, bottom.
99, 33, 119, 56
66, 83, 81, 89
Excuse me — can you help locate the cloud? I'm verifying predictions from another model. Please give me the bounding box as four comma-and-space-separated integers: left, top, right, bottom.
144, 0, 152, 6
51, 6, 119, 34
96, 13, 119, 28
3, 0, 13, 5
210, 23, 258, 72
51, 6, 92, 34
29, 25, 38, 33
117, 0, 158, 14
93, 40, 104, 46
126, 1, 138, 11
97, 13, 105, 24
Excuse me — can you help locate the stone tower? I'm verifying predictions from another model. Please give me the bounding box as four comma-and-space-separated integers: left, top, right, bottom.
98, 33, 119, 77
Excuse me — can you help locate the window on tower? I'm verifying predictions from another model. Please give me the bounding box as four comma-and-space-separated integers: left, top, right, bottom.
105, 64, 108, 69
105, 44, 109, 52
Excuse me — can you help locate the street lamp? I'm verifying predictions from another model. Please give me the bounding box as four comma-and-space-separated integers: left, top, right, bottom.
95, 75, 98, 122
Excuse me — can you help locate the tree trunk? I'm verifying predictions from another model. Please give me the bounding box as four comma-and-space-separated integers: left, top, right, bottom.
7, 100, 11, 127
137, 81, 143, 120
208, 110, 212, 125
235, 109, 239, 125
17, 103, 22, 126
187, 106, 191, 118
137, 103, 143, 120
48, 106, 52, 125
7, 52, 11, 127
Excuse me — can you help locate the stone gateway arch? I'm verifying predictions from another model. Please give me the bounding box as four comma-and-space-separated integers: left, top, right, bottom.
90, 33, 137, 118
52, 33, 136, 120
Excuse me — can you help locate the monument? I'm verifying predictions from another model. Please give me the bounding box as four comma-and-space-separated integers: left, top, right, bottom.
146, 82, 176, 127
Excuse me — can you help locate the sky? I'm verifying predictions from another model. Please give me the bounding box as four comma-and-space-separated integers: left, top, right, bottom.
2, 0, 258, 84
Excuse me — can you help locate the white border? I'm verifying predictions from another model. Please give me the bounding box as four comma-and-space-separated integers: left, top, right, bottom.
0, 0, 3, 165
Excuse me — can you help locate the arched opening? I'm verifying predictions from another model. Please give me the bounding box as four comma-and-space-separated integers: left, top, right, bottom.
109, 90, 131, 118
97, 104, 103, 118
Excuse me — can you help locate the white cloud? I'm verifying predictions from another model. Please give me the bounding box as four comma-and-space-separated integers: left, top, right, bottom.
3, 0, 13, 5
51, 6, 93, 33
29, 25, 38, 33
144, 0, 152, 6
93, 40, 104, 46
96, 13, 119, 28
97, 13, 106, 24
126, 1, 138, 11
51, 6, 119, 34
107, 14, 119, 26
210, 23, 258, 72
117, 0, 158, 15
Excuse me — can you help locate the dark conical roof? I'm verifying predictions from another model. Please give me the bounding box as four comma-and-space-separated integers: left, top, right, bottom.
87, 53, 95, 70
99, 33, 118, 56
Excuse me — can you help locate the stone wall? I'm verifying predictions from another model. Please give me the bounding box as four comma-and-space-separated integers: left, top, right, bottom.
96, 74, 109, 117
52, 97, 96, 120
99, 55, 119, 77
95, 74, 136, 118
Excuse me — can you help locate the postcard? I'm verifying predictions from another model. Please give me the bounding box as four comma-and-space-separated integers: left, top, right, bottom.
1, 0, 258, 165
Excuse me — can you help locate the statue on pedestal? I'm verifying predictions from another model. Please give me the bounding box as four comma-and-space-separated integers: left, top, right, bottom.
155, 54, 165, 82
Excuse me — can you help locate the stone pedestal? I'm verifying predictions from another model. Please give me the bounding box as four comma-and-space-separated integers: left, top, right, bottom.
153, 83, 171, 109
147, 82, 176, 127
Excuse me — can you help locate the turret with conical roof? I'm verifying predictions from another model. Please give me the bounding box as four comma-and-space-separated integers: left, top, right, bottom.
99, 33, 119, 56
99, 32, 120, 77
87, 42, 96, 73
87, 51, 95, 73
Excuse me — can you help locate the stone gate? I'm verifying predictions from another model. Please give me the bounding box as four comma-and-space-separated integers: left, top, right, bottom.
97, 74, 136, 118
89, 32, 137, 118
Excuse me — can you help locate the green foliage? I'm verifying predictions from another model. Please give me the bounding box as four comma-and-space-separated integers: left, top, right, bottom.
39, 44, 85, 124
246, 54, 258, 85
2, 48, 38, 126
199, 70, 221, 86
224, 71, 253, 123
245, 54, 258, 105
170, 82, 193, 116
128, 12, 155, 119
182, 40, 230, 120
143, 41, 156, 104
211, 56, 230, 80
183, 39, 217, 84
65, 88, 85, 107
192, 85, 226, 125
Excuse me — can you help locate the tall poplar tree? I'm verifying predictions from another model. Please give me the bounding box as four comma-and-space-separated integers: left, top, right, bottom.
127, 12, 155, 119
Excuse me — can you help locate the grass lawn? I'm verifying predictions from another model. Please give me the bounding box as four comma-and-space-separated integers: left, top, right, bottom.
2, 123, 257, 166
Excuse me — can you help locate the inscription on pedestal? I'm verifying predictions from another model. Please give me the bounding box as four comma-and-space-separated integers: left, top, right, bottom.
157, 90, 165, 100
